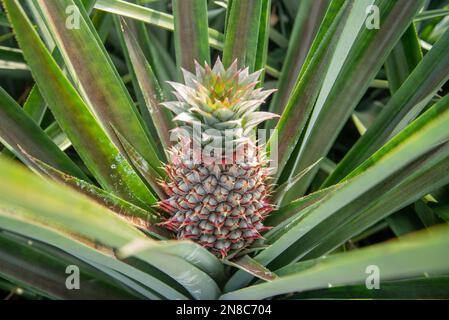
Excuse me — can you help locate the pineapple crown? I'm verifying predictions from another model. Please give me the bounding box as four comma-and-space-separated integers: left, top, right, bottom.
161, 58, 278, 138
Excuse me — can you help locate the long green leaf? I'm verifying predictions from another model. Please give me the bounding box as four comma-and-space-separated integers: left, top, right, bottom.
0, 157, 147, 247
266, 184, 344, 231
23, 153, 167, 239
20, 0, 98, 128
36, 0, 164, 177
22, 86, 46, 125
253, 0, 270, 78
281, 0, 425, 202
119, 17, 173, 155
285, 141, 449, 264
225, 93, 449, 291
112, 125, 166, 200
288, 276, 449, 299
93, 0, 281, 77
3, 0, 157, 206
0, 87, 87, 179
267, 0, 350, 180
267, 0, 329, 125
118, 239, 226, 286
112, 17, 164, 160
0, 231, 144, 299
0, 217, 185, 299
222, 0, 263, 71
381, 23, 423, 233
271, 158, 323, 204
221, 224, 449, 299
274, 95, 449, 265
415, 8, 449, 21
0, 157, 219, 299
94, 0, 224, 49
125, 8, 176, 97
384, 24, 422, 93
128, 250, 221, 299
323, 25, 449, 186
172, 0, 210, 73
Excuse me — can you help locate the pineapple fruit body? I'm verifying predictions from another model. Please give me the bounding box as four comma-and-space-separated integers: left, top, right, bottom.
159, 58, 277, 258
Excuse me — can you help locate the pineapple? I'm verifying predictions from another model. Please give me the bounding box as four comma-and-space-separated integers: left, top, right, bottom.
159, 58, 278, 258
3, 0, 447, 301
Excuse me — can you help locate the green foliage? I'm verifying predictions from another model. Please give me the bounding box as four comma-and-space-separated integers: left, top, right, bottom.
0, 0, 448, 300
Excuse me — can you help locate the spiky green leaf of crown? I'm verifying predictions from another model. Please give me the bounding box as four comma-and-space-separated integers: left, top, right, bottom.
159, 58, 277, 258
161, 58, 278, 145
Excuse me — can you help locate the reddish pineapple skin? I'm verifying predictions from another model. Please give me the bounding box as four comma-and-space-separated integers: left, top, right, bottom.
158, 58, 277, 258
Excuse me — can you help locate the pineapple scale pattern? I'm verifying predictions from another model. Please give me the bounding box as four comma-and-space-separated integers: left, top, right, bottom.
159, 58, 277, 258
160, 153, 273, 258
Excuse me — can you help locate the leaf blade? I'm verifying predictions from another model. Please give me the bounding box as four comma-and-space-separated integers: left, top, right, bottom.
0, 87, 87, 180
3, 0, 157, 206
36, 0, 164, 176
222, 0, 264, 71
172, 0, 210, 72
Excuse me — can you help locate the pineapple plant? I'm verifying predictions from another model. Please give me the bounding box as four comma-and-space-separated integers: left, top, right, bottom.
159, 59, 277, 258
0, 0, 449, 300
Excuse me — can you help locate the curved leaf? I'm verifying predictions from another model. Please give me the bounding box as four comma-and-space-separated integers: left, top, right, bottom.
172, 0, 210, 72
36, 0, 164, 177
221, 224, 449, 300
3, 0, 157, 206
0, 87, 87, 180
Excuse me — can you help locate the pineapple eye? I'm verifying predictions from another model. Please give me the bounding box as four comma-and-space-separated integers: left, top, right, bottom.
159, 58, 276, 258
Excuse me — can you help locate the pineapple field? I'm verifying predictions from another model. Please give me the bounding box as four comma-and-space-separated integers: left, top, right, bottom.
0, 0, 449, 300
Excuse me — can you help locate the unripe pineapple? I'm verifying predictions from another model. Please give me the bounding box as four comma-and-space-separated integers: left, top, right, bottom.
159, 58, 278, 258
